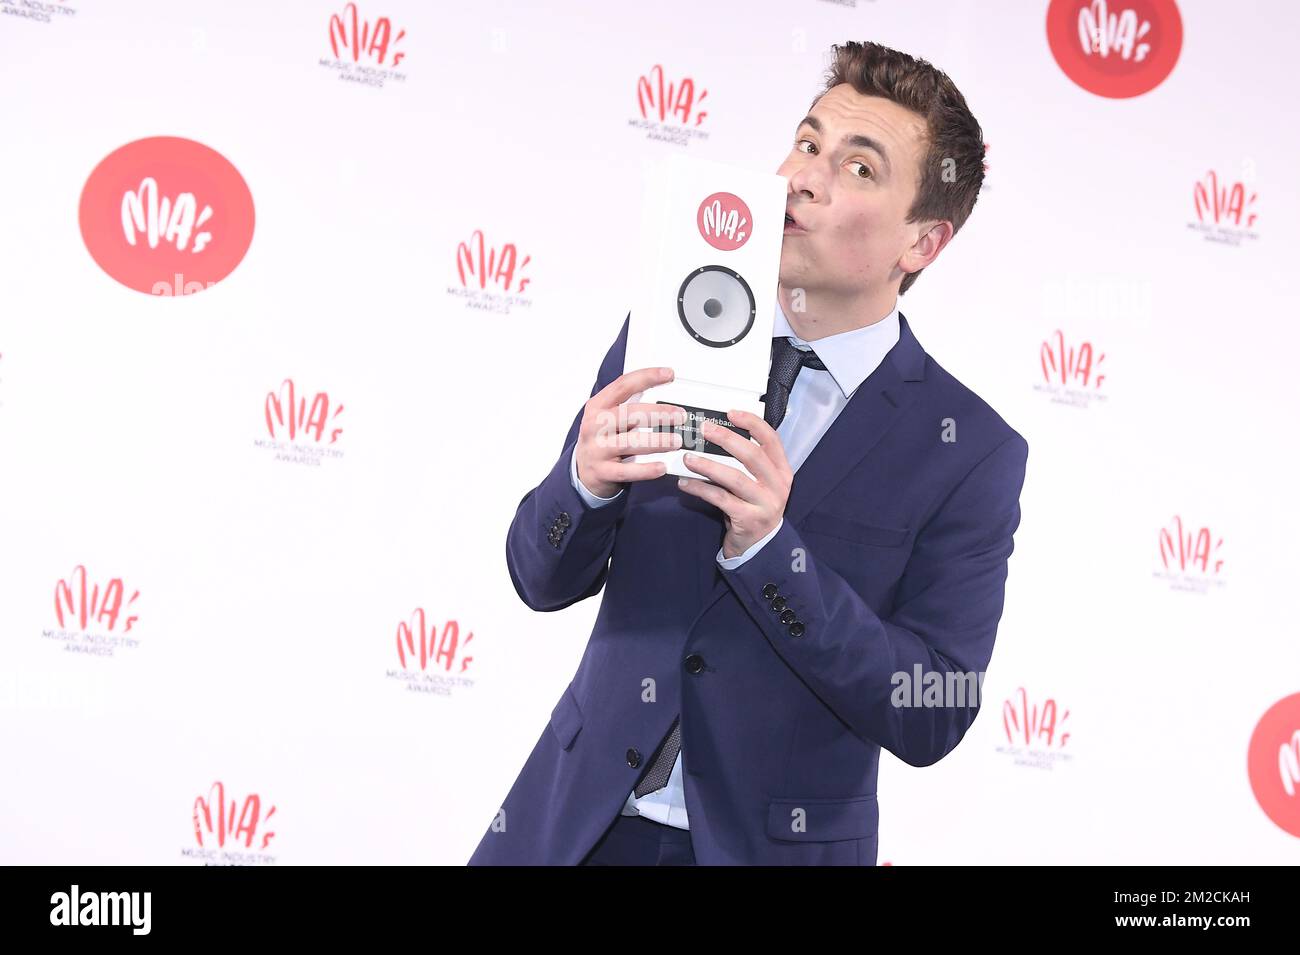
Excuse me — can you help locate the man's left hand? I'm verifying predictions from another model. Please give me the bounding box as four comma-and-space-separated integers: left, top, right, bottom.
676, 410, 793, 560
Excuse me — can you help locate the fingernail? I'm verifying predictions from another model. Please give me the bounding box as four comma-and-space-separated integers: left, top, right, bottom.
661, 368, 673, 379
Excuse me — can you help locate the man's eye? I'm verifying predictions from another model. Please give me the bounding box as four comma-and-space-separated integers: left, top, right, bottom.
795, 139, 816, 154
849, 161, 873, 180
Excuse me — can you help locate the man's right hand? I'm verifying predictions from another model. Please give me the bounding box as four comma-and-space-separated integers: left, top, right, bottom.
574, 366, 688, 499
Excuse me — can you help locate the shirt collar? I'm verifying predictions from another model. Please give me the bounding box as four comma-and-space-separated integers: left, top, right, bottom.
772, 297, 902, 400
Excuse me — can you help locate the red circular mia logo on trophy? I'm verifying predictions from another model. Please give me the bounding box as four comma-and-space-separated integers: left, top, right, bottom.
79, 136, 255, 296
1046, 0, 1183, 99
1247, 693, 1300, 839
697, 191, 752, 251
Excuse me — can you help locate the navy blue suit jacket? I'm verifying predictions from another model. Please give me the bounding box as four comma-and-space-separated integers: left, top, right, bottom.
469, 311, 1028, 865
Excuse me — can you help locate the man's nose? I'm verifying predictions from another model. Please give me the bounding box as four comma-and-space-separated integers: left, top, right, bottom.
777, 159, 818, 200
783, 169, 817, 201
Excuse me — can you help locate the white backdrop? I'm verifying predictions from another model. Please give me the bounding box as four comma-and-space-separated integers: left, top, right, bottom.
1, 0, 1297, 865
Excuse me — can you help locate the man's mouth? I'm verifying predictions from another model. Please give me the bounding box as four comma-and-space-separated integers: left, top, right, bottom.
784, 211, 805, 233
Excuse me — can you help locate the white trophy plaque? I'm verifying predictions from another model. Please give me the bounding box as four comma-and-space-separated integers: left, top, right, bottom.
624, 153, 787, 483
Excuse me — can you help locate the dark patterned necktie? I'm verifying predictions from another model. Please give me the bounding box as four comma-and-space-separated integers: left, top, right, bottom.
763, 336, 827, 429
634, 714, 681, 798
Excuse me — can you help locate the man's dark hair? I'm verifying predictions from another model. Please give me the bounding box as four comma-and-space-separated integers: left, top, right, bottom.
814, 40, 987, 295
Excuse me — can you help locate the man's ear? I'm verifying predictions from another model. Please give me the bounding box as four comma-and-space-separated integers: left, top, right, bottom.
899, 220, 954, 276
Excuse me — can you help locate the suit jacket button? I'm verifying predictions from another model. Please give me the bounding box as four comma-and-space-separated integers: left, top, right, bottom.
684, 653, 706, 674
779, 608, 796, 625
761, 582, 778, 600
558, 512, 571, 527
626, 748, 641, 768
770, 595, 787, 612
789, 621, 806, 637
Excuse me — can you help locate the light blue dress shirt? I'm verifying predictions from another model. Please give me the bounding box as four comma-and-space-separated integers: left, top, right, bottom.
568, 297, 901, 829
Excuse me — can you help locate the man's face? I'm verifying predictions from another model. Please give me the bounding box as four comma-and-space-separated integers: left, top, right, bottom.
776, 83, 934, 305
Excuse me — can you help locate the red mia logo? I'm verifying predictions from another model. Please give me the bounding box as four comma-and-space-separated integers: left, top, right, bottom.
1079, 0, 1152, 61
1002, 687, 1071, 749
1247, 693, 1300, 837
55, 565, 139, 633
1158, 515, 1224, 575
697, 192, 752, 252
1193, 171, 1258, 228
80, 136, 255, 295
1040, 329, 1106, 388
456, 229, 531, 293
396, 609, 474, 672
193, 781, 277, 850
637, 64, 708, 127
1046, 0, 1181, 99
329, 2, 405, 66
265, 379, 344, 444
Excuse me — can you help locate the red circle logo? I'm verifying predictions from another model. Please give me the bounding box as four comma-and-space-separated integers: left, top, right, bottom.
1247, 693, 1300, 839
1046, 0, 1182, 99
79, 136, 255, 295
696, 191, 753, 252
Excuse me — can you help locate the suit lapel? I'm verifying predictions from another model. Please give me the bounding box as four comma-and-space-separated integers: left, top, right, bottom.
691, 312, 929, 612
783, 312, 927, 526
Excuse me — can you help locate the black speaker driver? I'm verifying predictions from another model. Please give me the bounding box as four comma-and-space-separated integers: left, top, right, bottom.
676, 264, 756, 348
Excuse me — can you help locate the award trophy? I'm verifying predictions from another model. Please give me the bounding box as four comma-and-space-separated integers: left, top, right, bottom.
623, 153, 787, 483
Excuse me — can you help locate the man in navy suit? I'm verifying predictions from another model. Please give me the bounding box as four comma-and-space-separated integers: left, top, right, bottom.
469, 40, 1028, 865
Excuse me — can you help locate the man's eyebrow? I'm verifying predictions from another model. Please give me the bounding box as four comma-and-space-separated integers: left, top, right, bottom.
796, 114, 892, 175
